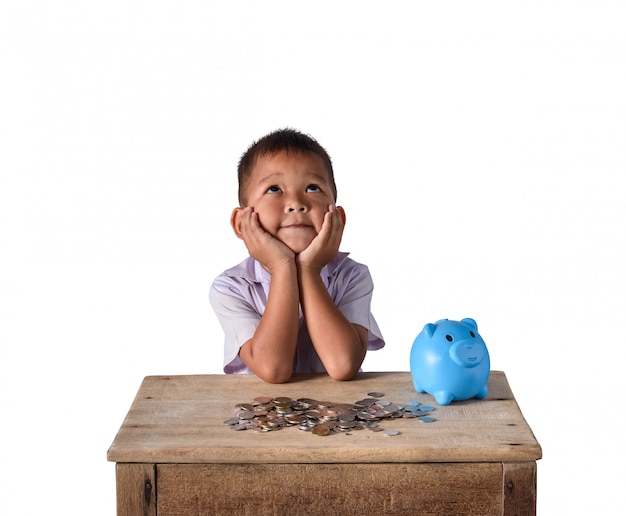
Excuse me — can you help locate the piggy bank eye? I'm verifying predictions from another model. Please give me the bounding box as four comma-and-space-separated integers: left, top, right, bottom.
470, 331, 476, 338
445, 335, 453, 342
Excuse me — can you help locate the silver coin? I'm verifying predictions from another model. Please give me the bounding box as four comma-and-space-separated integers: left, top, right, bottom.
228, 391, 439, 435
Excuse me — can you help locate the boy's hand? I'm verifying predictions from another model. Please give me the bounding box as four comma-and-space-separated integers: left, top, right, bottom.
297, 204, 345, 271
239, 207, 295, 272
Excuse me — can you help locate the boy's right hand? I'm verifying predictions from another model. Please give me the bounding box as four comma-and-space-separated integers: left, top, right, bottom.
237, 207, 295, 273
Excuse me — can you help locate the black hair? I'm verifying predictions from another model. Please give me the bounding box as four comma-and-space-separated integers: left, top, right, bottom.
237, 128, 336, 206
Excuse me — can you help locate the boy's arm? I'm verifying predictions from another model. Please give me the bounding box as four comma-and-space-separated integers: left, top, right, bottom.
234, 207, 300, 383
238, 261, 300, 383
297, 205, 367, 380
298, 267, 368, 380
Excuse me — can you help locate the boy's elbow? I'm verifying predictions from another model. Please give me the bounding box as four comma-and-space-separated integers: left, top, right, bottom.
263, 372, 292, 384
240, 343, 293, 384
256, 365, 293, 384
329, 372, 357, 381
325, 342, 366, 381
326, 364, 359, 382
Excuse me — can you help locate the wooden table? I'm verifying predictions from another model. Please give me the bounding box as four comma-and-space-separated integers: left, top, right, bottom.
107, 371, 541, 515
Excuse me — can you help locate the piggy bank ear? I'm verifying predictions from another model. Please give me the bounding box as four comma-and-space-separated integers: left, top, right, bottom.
423, 323, 436, 338
461, 318, 478, 331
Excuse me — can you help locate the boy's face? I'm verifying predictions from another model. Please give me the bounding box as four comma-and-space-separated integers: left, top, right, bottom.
236, 151, 338, 254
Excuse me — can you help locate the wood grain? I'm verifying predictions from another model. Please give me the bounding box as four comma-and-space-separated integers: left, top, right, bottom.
115, 463, 156, 516
157, 463, 504, 516
109, 371, 540, 515
107, 371, 542, 465
503, 462, 537, 515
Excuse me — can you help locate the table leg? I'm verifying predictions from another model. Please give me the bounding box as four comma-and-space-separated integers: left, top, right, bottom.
115, 463, 156, 516
503, 462, 537, 516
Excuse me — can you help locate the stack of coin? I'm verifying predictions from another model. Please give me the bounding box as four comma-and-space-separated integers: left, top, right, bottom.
223, 393, 437, 435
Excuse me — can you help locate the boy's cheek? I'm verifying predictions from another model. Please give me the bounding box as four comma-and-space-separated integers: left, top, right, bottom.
253, 213, 276, 235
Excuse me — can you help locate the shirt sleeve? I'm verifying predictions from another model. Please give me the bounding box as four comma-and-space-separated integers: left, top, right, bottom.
332, 262, 385, 351
209, 278, 261, 374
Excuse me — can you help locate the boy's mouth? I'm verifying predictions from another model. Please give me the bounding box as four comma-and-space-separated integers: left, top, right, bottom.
281, 220, 314, 229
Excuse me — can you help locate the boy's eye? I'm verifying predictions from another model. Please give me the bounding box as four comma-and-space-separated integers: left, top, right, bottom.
306, 184, 321, 192
267, 185, 281, 193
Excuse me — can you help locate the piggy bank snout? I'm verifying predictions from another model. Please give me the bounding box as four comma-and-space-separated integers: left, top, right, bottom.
449, 339, 486, 368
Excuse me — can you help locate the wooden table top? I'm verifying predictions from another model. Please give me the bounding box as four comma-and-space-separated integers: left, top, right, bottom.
107, 371, 542, 465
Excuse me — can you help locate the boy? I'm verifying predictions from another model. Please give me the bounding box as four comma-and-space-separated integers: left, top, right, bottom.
210, 128, 384, 383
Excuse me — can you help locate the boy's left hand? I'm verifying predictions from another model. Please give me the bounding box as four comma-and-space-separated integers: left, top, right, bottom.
297, 204, 345, 271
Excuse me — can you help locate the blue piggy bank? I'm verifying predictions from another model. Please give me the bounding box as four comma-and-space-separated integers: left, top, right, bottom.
410, 318, 490, 406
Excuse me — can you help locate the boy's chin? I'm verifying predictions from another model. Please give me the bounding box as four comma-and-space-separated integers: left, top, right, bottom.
281, 239, 314, 255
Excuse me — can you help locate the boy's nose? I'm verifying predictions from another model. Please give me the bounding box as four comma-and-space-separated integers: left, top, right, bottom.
286, 195, 308, 212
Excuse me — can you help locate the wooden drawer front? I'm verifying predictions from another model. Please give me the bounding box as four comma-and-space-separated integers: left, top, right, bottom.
155, 462, 534, 515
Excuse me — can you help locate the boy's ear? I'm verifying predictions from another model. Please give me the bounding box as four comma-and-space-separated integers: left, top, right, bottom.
230, 207, 245, 239
337, 205, 347, 226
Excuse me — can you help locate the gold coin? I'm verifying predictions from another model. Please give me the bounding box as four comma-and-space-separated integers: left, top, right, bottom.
312, 424, 331, 436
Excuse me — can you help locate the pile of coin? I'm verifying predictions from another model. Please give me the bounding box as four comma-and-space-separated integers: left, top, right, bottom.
223, 392, 436, 435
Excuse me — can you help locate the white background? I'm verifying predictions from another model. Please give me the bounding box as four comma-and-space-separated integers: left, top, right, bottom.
1, 1, 625, 514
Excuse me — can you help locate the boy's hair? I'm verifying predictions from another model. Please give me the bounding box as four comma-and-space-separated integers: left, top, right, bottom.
237, 128, 337, 206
